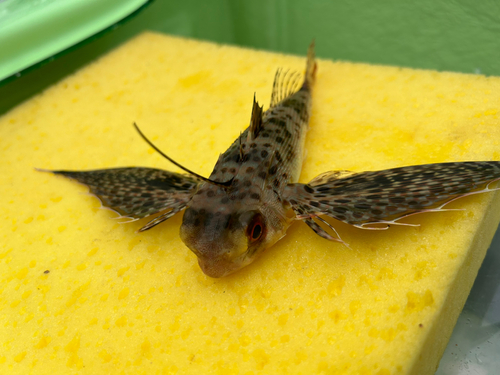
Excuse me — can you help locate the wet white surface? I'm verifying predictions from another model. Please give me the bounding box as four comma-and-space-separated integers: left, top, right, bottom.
437, 227, 500, 374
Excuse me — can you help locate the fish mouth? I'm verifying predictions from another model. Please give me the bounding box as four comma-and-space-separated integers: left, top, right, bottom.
197, 256, 242, 278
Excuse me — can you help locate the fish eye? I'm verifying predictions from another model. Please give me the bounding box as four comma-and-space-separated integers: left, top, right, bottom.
251, 223, 262, 240
246, 213, 264, 243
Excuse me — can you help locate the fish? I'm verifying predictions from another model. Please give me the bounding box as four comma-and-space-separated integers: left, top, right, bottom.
39, 42, 500, 278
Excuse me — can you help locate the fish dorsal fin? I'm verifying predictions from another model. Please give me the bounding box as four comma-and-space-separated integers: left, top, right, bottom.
249, 93, 263, 140
269, 68, 302, 107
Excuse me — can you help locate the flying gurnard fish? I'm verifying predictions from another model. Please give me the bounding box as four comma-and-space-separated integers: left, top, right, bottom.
39, 42, 500, 277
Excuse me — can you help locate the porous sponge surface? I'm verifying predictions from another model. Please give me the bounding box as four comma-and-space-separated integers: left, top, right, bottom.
2, 32, 500, 374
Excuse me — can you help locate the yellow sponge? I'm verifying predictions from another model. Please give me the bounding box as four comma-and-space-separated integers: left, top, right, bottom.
1, 32, 500, 374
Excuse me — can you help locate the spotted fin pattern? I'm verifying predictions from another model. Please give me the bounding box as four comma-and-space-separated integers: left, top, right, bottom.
283, 162, 500, 238
46, 168, 200, 231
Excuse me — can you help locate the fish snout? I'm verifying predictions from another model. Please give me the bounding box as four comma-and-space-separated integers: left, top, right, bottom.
180, 216, 250, 277
197, 256, 239, 278
180, 231, 244, 277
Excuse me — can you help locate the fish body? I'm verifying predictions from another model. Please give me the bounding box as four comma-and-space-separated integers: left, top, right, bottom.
180, 46, 316, 276
41, 43, 500, 277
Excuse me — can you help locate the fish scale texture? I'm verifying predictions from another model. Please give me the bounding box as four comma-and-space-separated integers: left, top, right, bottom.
1, 32, 500, 374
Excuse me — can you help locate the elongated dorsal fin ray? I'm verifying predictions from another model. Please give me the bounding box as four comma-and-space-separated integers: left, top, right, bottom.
248, 94, 263, 140
133, 123, 232, 188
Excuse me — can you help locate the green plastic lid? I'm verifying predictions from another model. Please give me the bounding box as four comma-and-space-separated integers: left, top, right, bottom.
0, 0, 149, 82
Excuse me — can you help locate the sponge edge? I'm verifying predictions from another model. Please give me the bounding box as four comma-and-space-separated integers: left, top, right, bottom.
1, 32, 500, 374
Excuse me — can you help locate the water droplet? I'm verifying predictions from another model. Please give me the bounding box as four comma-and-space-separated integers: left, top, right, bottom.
475, 353, 482, 364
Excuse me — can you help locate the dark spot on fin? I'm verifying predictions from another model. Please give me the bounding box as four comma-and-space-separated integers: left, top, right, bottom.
249, 93, 263, 140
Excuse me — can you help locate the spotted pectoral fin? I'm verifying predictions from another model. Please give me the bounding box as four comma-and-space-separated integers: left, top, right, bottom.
283, 162, 500, 240
308, 170, 357, 186
39, 167, 200, 231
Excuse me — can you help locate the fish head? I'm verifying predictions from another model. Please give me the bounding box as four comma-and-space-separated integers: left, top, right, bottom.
180, 185, 292, 278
